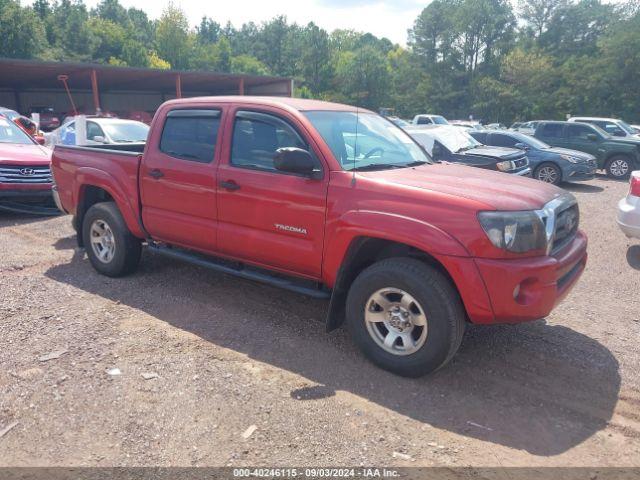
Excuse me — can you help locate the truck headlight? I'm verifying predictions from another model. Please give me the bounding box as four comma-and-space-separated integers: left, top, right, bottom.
496, 160, 515, 172
478, 211, 547, 253
560, 154, 582, 164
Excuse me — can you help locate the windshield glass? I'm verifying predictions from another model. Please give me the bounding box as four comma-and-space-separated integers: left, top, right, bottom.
0, 116, 35, 145
304, 111, 431, 171
432, 116, 449, 125
432, 127, 480, 153
509, 131, 550, 149
101, 121, 149, 143
618, 120, 636, 135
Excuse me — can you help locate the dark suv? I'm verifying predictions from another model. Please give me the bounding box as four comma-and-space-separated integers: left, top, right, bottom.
406, 125, 531, 175
534, 121, 640, 179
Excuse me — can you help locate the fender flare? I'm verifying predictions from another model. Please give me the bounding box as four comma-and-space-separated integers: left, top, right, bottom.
323, 210, 471, 331
75, 167, 146, 239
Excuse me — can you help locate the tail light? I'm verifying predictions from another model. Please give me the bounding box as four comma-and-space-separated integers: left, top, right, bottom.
630, 172, 640, 197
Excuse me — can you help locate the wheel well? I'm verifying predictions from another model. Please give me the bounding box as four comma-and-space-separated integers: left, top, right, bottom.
74, 185, 113, 247
325, 237, 461, 331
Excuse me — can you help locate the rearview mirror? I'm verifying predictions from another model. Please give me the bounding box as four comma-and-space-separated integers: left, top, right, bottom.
274, 147, 317, 177
587, 133, 598, 141
514, 142, 529, 150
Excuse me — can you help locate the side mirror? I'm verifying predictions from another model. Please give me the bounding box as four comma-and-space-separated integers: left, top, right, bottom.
274, 147, 317, 176
93, 135, 107, 143
34, 135, 46, 146
586, 133, 598, 141
514, 142, 529, 150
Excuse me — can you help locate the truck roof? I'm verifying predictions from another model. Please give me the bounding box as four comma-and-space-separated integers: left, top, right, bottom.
161, 96, 369, 113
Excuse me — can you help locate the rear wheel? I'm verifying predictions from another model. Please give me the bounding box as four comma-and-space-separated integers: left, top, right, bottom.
82, 202, 141, 277
534, 162, 562, 185
606, 156, 632, 179
345, 258, 465, 377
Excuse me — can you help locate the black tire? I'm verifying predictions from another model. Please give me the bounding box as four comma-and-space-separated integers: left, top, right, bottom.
606, 155, 632, 179
534, 162, 562, 185
345, 257, 465, 377
82, 202, 142, 277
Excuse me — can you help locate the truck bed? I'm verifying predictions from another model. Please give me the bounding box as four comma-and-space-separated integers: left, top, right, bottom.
51, 144, 144, 235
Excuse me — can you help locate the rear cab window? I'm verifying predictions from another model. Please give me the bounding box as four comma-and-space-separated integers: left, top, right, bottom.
160, 109, 221, 163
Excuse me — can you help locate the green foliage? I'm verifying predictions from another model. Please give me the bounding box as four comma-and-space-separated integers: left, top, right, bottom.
3, 0, 639, 122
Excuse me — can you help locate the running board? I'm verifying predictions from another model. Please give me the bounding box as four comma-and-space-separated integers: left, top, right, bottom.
147, 244, 331, 300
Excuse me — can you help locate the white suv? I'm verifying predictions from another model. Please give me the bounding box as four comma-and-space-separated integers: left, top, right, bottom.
412, 114, 449, 126
617, 171, 640, 239
569, 117, 640, 139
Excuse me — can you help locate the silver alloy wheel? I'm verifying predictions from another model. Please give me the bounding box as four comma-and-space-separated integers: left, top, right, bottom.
364, 288, 428, 356
537, 165, 559, 183
610, 159, 629, 177
90, 219, 116, 264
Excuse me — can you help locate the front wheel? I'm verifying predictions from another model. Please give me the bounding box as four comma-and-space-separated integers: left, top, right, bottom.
534, 162, 562, 185
345, 258, 465, 377
82, 202, 142, 277
606, 156, 632, 179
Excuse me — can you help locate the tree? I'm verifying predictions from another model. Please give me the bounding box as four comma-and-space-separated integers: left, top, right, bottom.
517, 0, 568, 38
197, 17, 221, 44
0, 0, 46, 59
334, 45, 390, 109
155, 3, 192, 70
300, 22, 332, 94
231, 54, 270, 75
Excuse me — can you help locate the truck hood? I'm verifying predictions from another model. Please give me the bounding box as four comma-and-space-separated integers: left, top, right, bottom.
0, 143, 51, 165
607, 137, 640, 147
369, 163, 563, 211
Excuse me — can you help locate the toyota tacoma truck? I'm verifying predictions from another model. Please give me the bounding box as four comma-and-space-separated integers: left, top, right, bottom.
51, 97, 588, 377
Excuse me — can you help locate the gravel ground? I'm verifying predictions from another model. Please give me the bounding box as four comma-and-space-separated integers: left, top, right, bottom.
0, 174, 639, 467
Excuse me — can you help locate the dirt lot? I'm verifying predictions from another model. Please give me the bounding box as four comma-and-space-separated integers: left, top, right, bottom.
1, 174, 639, 467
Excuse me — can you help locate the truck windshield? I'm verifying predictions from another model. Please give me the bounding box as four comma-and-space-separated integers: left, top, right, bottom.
431, 116, 449, 125
304, 111, 431, 171
0, 116, 35, 145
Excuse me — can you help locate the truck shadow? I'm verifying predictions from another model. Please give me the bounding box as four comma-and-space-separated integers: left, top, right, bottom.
46, 245, 621, 457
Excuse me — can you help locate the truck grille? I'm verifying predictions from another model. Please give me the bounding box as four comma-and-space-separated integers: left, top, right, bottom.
552, 204, 579, 253
0, 165, 52, 184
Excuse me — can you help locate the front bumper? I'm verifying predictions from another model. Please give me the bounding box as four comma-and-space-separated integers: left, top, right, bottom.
563, 162, 597, 182
472, 231, 588, 323
0, 186, 53, 202
512, 167, 532, 177
617, 195, 640, 239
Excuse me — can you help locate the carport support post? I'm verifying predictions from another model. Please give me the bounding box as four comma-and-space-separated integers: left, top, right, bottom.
91, 69, 101, 115
238, 77, 245, 95
176, 74, 182, 99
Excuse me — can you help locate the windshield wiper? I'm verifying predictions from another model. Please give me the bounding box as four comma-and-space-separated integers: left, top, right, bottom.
351, 163, 404, 172
406, 161, 429, 167
455, 145, 475, 153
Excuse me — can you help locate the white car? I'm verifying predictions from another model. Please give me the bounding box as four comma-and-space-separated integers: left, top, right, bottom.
514, 121, 541, 135
411, 114, 449, 126
569, 117, 640, 139
617, 171, 640, 239
48, 117, 149, 146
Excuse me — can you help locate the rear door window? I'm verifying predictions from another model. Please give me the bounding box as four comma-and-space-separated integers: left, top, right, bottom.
539, 123, 564, 138
160, 109, 221, 163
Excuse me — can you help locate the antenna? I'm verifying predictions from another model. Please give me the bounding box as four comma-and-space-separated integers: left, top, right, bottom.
352, 107, 359, 187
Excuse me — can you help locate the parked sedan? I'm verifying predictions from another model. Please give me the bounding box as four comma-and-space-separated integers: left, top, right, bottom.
617, 171, 640, 239
470, 130, 596, 185
405, 125, 530, 175
50, 117, 150, 146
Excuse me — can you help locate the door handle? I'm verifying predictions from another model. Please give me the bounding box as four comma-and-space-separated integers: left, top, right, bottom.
220, 180, 241, 191
149, 168, 164, 179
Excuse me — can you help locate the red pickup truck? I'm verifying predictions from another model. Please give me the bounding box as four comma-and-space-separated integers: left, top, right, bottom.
51, 97, 587, 377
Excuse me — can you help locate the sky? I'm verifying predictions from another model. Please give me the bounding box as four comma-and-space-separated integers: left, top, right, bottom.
82, 0, 427, 45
